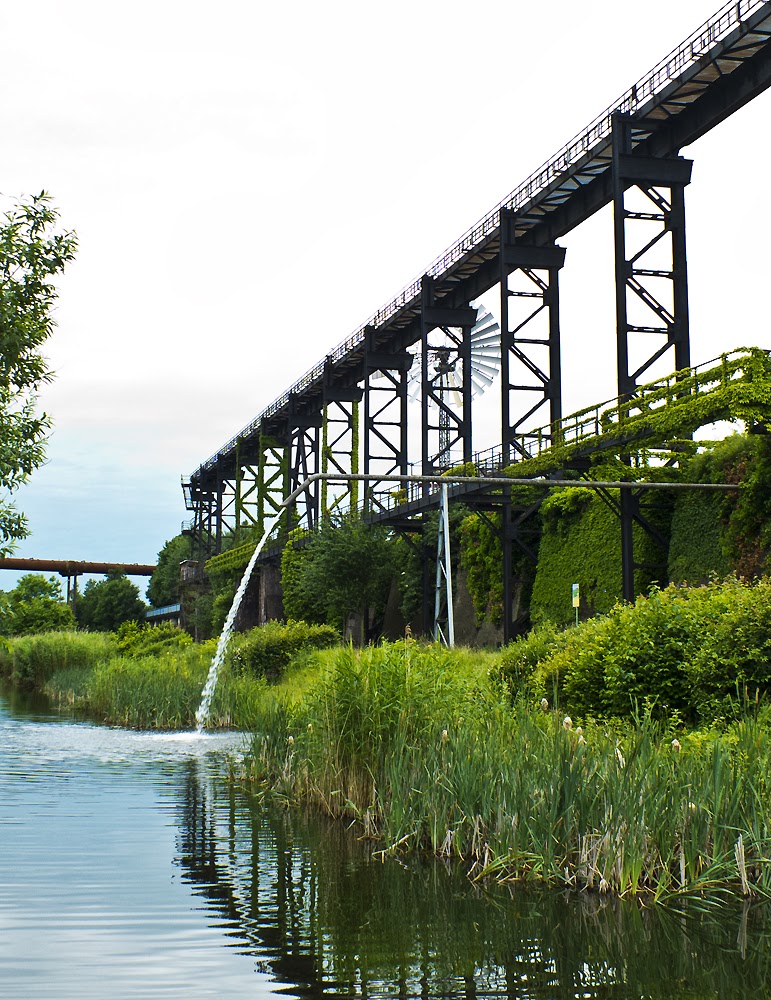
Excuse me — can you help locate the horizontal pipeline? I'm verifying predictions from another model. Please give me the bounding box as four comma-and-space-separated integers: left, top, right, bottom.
281, 473, 740, 508
0, 558, 157, 577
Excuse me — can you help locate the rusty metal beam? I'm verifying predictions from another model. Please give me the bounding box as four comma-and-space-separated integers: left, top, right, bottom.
0, 559, 156, 577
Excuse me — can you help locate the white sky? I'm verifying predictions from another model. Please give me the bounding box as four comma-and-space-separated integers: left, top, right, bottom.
1, 0, 770, 588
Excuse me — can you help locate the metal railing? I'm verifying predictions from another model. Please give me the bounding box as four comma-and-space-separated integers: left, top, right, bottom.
194, 0, 769, 478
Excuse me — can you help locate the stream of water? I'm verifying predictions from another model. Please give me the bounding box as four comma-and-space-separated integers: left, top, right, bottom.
2, 686, 770, 999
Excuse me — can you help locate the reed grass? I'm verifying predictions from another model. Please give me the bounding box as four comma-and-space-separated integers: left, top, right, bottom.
0, 630, 116, 689
244, 640, 771, 901
2, 629, 266, 730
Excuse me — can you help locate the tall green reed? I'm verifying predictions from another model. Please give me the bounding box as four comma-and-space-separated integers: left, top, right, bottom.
246, 641, 771, 901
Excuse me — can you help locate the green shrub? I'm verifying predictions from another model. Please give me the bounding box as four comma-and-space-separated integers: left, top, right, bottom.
228, 619, 340, 682
497, 622, 569, 695
687, 578, 771, 719
115, 620, 192, 657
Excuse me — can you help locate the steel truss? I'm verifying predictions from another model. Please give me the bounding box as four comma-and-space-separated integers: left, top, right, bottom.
321, 366, 362, 519
362, 326, 411, 514
433, 482, 455, 645
287, 398, 322, 532
499, 208, 566, 465
612, 113, 692, 600
497, 209, 565, 640
256, 433, 287, 538
182, 477, 217, 564
420, 276, 477, 474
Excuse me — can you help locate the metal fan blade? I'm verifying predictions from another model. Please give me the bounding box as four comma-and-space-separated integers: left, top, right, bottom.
467, 304, 502, 397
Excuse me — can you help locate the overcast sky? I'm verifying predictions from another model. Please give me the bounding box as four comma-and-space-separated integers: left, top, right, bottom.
1, 0, 769, 591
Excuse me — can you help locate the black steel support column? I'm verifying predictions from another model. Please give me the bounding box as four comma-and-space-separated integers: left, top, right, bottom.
363, 326, 412, 513
499, 209, 566, 467
287, 396, 322, 532
215, 458, 224, 555
420, 276, 477, 476
612, 113, 692, 601
498, 211, 565, 638
322, 360, 363, 519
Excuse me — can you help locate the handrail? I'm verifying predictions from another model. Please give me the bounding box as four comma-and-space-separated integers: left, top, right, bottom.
194, 0, 770, 478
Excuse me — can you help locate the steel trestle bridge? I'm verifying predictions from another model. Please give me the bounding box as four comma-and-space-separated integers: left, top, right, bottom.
184, 1, 771, 640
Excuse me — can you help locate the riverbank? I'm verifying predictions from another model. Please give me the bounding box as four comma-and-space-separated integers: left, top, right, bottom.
3, 579, 771, 902
241, 639, 771, 902
0, 627, 266, 729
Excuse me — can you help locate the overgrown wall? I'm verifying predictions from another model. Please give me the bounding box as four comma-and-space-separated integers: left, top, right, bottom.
530, 489, 671, 627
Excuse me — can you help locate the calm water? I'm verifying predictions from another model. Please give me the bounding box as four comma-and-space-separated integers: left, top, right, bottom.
1, 688, 770, 999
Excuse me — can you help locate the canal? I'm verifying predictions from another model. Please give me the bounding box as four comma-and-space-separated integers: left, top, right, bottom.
1, 685, 769, 998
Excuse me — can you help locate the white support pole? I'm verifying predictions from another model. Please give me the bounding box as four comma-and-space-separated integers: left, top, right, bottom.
433, 481, 455, 646
443, 482, 455, 646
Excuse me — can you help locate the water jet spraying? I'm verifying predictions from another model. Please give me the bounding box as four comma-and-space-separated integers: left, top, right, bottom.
195, 511, 284, 732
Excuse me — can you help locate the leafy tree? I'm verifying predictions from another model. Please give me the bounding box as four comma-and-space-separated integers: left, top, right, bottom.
0, 193, 77, 554
146, 533, 192, 607
281, 516, 397, 639
0, 572, 75, 635
75, 572, 146, 631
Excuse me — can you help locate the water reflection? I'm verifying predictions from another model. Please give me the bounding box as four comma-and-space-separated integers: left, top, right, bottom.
2, 685, 769, 1000
173, 760, 771, 999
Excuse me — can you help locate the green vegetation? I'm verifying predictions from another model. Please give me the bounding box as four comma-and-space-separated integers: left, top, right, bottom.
74, 571, 147, 631
242, 637, 771, 901
228, 619, 339, 681
502, 347, 771, 479
0, 193, 77, 553
146, 533, 192, 607
0, 619, 336, 731
501, 578, 771, 724
530, 487, 671, 626
0, 573, 74, 635
280, 516, 396, 638
0, 629, 114, 690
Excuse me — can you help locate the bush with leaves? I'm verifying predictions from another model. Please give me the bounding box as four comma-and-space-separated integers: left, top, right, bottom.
146, 534, 191, 607
75, 572, 146, 631
282, 515, 397, 638
114, 620, 192, 657
0, 193, 77, 552
686, 578, 771, 719
504, 579, 771, 722
496, 621, 569, 696
0, 573, 74, 636
228, 619, 339, 682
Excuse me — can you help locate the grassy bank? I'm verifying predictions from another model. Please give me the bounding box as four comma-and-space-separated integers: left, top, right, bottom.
243, 639, 771, 902
0, 628, 267, 729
